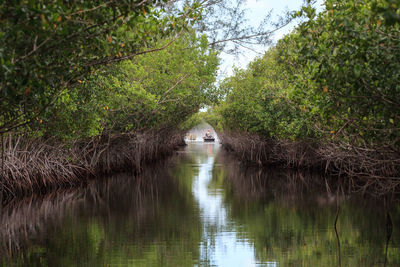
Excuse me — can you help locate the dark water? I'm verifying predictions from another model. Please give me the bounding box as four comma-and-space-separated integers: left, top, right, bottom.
1, 143, 399, 266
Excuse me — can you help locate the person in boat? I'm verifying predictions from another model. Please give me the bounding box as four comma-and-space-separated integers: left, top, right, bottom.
205, 129, 213, 138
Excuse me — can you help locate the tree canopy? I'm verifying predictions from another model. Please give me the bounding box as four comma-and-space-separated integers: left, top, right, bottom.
0, 0, 199, 135
214, 0, 400, 150
1, 0, 293, 138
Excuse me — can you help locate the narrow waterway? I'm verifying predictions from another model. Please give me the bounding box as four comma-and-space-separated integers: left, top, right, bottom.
1, 142, 399, 266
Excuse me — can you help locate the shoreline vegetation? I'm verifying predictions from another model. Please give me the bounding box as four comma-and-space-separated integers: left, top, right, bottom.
207, 0, 400, 195
0, 2, 220, 201
1, 130, 186, 201
218, 132, 400, 195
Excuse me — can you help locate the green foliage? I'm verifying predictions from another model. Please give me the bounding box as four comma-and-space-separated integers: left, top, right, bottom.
217, 46, 316, 140
199, 108, 224, 132
179, 113, 204, 131
290, 0, 400, 146
371, 0, 400, 25
0, 0, 201, 135
216, 0, 400, 148
39, 32, 219, 140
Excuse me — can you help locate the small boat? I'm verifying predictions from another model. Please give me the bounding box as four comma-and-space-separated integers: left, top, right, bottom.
203, 130, 215, 142
203, 136, 215, 142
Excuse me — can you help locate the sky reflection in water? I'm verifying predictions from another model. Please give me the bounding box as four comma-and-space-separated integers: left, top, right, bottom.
192, 143, 272, 267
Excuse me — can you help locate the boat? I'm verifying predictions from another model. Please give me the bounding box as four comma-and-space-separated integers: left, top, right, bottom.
203, 136, 215, 142
203, 130, 215, 142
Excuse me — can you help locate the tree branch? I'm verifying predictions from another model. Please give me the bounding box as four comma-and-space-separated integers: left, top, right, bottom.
84, 30, 184, 68
69, 1, 114, 17
208, 19, 292, 47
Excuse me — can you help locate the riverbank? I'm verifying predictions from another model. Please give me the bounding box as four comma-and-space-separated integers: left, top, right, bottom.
219, 132, 400, 195
0, 129, 186, 202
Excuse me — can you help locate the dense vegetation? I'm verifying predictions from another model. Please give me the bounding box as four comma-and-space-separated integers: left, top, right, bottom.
0, 0, 289, 138
1, 0, 294, 197
0, 0, 207, 136
214, 0, 400, 182
40, 32, 219, 141
2, 0, 399, 196
0, 0, 222, 197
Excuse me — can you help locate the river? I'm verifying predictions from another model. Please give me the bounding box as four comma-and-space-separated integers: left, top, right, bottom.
1, 142, 399, 266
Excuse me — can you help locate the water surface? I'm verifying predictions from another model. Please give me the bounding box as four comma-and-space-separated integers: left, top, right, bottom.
1, 143, 399, 266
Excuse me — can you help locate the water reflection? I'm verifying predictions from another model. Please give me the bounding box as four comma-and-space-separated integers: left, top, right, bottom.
187, 143, 270, 266
0, 142, 399, 266
0, 158, 203, 266
212, 149, 400, 266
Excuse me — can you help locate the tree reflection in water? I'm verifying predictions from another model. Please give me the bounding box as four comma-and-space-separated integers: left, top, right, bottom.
212, 149, 400, 266
0, 143, 399, 266
0, 155, 203, 266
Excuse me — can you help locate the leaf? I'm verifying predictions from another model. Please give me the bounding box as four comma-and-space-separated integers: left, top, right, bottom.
107, 35, 112, 43
41, 14, 46, 24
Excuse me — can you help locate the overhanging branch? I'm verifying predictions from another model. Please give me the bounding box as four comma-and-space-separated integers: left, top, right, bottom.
84, 30, 184, 68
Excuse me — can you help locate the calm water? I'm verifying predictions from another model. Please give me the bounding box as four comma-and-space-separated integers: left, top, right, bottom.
1, 143, 399, 266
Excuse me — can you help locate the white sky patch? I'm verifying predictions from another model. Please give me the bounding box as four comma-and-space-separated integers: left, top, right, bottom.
245, 0, 270, 10
218, 0, 325, 78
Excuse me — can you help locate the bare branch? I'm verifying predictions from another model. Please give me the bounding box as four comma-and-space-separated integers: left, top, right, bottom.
68, 1, 114, 17
209, 20, 292, 47
157, 73, 191, 105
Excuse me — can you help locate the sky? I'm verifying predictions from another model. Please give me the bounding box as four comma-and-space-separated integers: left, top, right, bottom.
219, 0, 325, 77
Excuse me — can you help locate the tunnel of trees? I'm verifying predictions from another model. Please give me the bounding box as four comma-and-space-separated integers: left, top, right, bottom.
1, 0, 399, 198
